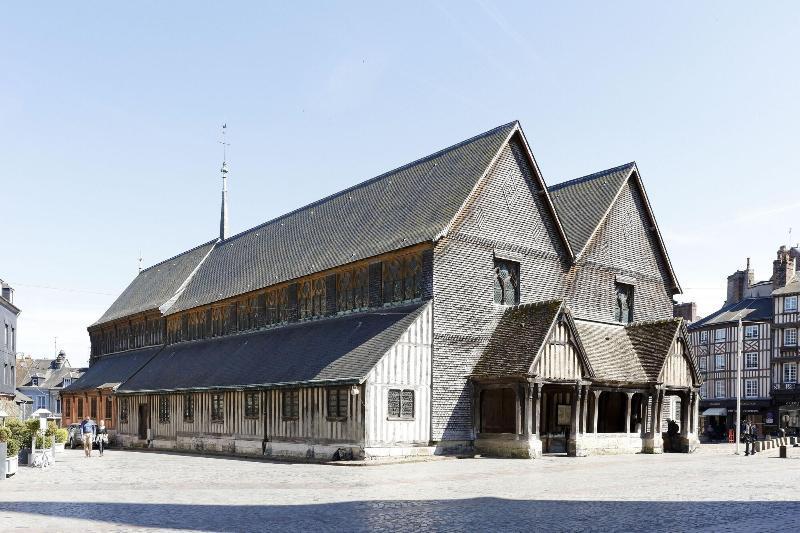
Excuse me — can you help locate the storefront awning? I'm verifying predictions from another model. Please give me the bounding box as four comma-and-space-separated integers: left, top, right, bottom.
701, 407, 727, 416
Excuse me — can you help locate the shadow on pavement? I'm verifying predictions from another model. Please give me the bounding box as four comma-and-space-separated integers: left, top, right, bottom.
2, 499, 799, 531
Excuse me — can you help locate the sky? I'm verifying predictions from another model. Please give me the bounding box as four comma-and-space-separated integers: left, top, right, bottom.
2, 2, 799, 367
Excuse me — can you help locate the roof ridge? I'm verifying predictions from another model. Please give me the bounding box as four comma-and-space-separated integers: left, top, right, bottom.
218, 121, 519, 245
626, 317, 682, 328
548, 162, 636, 192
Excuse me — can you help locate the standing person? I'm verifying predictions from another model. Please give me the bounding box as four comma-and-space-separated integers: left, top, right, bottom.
80, 416, 96, 458
96, 419, 108, 457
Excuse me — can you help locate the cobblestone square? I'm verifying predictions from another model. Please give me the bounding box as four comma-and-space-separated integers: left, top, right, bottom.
1, 444, 799, 532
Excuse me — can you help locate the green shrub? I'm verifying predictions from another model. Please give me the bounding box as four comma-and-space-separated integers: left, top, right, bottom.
6, 437, 20, 457
0, 426, 10, 443
35, 434, 54, 448
55, 428, 68, 444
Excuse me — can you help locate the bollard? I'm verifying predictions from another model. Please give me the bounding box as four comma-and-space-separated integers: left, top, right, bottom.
780, 445, 788, 458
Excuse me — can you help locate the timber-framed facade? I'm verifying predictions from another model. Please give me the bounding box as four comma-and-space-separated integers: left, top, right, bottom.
64, 121, 699, 459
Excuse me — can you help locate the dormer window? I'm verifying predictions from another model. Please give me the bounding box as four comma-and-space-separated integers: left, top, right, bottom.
614, 283, 634, 323
31, 377, 39, 386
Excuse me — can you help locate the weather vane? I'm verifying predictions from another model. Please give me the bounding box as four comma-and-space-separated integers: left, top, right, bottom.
219, 123, 230, 162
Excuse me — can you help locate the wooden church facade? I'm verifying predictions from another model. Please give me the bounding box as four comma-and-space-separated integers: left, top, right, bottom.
65, 121, 700, 459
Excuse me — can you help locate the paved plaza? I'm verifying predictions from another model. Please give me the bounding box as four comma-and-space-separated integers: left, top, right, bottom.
1, 444, 799, 532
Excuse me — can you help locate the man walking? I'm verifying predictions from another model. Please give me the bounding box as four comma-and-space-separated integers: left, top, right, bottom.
80, 415, 96, 458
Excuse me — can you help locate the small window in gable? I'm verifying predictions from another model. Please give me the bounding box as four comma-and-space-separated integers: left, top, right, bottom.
614, 283, 634, 323
493, 259, 519, 306
785, 296, 798, 312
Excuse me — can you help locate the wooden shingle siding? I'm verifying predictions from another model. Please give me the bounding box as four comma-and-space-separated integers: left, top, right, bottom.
567, 181, 673, 324
364, 302, 432, 446
533, 322, 584, 380
432, 139, 567, 441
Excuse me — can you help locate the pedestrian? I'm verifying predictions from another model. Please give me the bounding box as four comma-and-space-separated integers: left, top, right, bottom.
96, 419, 108, 457
80, 415, 96, 458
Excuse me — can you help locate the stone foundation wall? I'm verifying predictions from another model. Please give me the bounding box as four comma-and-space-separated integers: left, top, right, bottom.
575, 433, 645, 456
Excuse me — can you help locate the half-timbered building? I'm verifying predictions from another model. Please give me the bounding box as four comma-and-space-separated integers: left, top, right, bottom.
67, 121, 699, 459
688, 246, 800, 438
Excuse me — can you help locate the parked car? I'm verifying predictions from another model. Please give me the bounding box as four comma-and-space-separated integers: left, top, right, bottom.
66, 424, 82, 449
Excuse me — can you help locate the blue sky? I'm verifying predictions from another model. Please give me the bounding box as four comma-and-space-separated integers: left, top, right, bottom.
2, 2, 799, 366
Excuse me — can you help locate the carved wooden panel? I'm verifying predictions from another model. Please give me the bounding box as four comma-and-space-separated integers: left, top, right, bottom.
383, 251, 423, 304
299, 277, 326, 320
266, 286, 288, 325
337, 266, 368, 312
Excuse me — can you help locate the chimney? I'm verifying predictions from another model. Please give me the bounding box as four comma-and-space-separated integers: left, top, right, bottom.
773, 245, 796, 290
725, 258, 752, 306
1, 281, 13, 304
673, 302, 697, 323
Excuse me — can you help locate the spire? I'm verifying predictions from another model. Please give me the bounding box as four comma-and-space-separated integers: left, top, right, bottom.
219, 123, 230, 240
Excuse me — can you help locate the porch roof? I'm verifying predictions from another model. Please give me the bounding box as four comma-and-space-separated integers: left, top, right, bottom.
117, 302, 427, 393
471, 300, 563, 378
63, 346, 162, 393
573, 321, 647, 382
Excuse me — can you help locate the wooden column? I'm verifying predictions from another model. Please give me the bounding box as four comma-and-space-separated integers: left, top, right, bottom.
472, 383, 481, 438
581, 385, 589, 434
592, 390, 601, 433
516, 384, 524, 436
570, 383, 582, 439
680, 392, 690, 437
625, 392, 634, 434
533, 383, 542, 437
523, 382, 532, 438
693, 391, 700, 435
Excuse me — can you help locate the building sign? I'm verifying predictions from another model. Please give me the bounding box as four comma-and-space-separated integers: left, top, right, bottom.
557, 404, 571, 426
765, 412, 774, 424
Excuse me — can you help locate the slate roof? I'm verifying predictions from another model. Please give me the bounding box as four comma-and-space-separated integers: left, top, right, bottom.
118, 302, 428, 392
166, 123, 519, 314
472, 300, 563, 377
573, 320, 647, 382
63, 346, 162, 392
93, 240, 216, 326
548, 163, 635, 256
689, 297, 773, 329
773, 280, 800, 295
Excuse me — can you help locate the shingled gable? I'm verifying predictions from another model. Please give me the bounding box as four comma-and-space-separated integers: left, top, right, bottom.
92, 240, 216, 326
548, 163, 681, 294
166, 121, 574, 315
628, 318, 700, 384
472, 301, 592, 379
118, 302, 428, 392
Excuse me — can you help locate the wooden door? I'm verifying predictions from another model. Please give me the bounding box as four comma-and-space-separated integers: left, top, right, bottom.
138, 403, 149, 440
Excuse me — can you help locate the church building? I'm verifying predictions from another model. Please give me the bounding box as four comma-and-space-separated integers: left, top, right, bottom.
64, 121, 700, 459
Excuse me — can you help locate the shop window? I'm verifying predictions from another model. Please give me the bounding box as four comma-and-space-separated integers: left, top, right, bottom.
326, 388, 349, 419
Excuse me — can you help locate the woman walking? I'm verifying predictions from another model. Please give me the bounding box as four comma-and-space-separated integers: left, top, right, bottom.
96, 419, 109, 457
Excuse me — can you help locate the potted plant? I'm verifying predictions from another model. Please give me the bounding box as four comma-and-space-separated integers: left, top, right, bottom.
4, 419, 31, 465
0, 425, 19, 478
